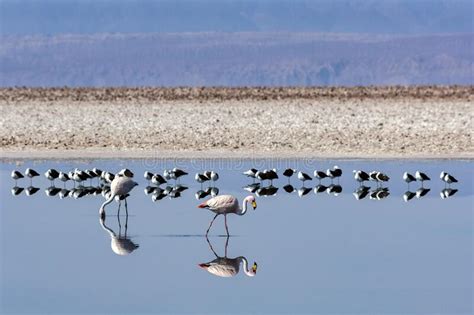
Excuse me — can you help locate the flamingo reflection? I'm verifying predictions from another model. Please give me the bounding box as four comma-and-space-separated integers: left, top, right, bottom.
198, 236, 257, 278
99, 205, 139, 256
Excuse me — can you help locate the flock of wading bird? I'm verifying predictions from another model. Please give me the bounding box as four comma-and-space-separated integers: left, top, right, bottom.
10, 166, 459, 236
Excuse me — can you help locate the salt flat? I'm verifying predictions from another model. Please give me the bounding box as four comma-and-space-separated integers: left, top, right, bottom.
1, 87, 472, 159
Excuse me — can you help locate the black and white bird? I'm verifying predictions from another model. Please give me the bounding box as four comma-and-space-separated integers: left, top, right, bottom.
195, 172, 210, 184
369, 171, 389, 184
170, 168, 188, 181
265, 169, 278, 184
283, 168, 296, 180
314, 170, 328, 182
72, 169, 88, 185
353, 170, 370, 183
151, 174, 167, 186
326, 166, 342, 182
11, 170, 24, 184
297, 171, 312, 183
144, 171, 154, 183
243, 168, 258, 180
440, 172, 458, 186
101, 171, 115, 184
92, 168, 103, 178
209, 171, 219, 183
118, 168, 134, 178
403, 172, 416, 187
25, 168, 40, 184
58, 171, 70, 186
44, 168, 60, 185
415, 171, 430, 185
255, 170, 269, 183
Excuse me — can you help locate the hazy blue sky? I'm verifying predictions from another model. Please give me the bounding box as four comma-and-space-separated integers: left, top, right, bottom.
0, 0, 472, 35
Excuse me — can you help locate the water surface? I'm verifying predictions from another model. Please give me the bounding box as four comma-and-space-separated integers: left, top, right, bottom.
1, 159, 472, 314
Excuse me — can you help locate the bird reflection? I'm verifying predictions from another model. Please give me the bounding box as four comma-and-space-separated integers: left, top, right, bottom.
283, 184, 295, 193
297, 186, 312, 197
243, 183, 260, 193
440, 188, 458, 199
25, 186, 40, 196
11, 186, 24, 196
45, 186, 61, 197
353, 185, 370, 200
326, 184, 342, 196
314, 184, 328, 194
369, 187, 390, 200
416, 187, 430, 199
59, 188, 70, 199
99, 207, 139, 256
403, 191, 416, 202
198, 236, 257, 278
256, 185, 278, 197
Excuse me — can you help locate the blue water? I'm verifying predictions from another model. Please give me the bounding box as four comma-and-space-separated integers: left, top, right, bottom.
1, 159, 472, 314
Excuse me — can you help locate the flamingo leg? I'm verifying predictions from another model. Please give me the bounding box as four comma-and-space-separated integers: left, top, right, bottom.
206, 235, 219, 258
224, 235, 229, 257
206, 213, 219, 236
224, 214, 229, 236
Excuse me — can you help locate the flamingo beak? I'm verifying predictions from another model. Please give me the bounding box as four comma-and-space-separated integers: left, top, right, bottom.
251, 201, 257, 210
252, 262, 258, 273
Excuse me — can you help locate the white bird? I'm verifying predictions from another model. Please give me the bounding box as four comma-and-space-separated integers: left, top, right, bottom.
11, 170, 24, 184
297, 171, 312, 183
198, 195, 257, 236
415, 171, 430, 185
99, 176, 138, 217
440, 172, 458, 186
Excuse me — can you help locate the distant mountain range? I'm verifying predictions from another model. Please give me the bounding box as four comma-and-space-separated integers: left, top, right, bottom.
0, 33, 472, 87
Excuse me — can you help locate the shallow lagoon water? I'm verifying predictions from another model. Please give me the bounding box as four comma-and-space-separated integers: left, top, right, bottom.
1, 159, 472, 314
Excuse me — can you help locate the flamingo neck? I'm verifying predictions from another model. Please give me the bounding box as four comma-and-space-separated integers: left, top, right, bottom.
239, 257, 255, 277
99, 216, 116, 238
238, 199, 248, 216
99, 194, 115, 215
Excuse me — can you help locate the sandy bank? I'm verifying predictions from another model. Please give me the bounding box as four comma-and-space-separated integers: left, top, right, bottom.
1, 87, 472, 159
